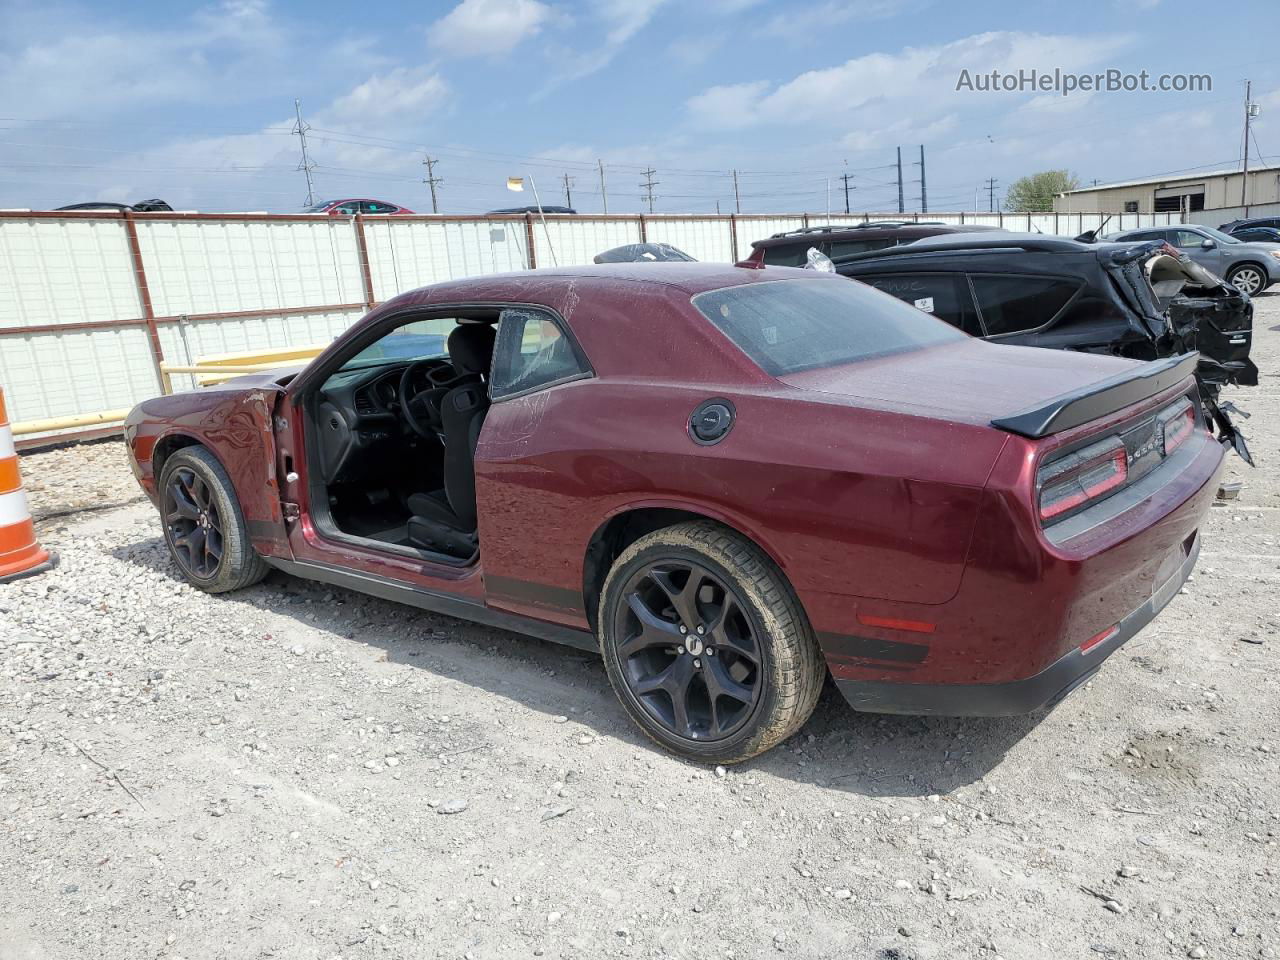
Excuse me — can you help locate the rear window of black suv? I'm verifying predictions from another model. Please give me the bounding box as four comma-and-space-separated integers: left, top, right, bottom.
693, 277, 965, 376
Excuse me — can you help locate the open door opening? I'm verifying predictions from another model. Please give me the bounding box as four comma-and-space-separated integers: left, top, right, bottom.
296, 308, 500, 565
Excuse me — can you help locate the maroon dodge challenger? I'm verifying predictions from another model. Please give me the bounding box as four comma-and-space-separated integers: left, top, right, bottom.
125, 263, 1221, 763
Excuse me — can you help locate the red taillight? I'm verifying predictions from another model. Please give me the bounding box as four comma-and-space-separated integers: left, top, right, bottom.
1080, 624, 1119, 654
1038, 436, 1128, 522
1159, 398, 1196, 455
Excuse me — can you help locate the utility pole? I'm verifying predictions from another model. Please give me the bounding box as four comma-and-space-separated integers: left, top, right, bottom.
597, 160, 608, 214
561, 172, 574, 210
839, 168, 853, 214
640, 167, 659, 213
421, 155, 442, 214
732, 169, 741, 214
896, 147, 904, 214
914, 144, 927, 213
1242, 79, 1258, 209
292, 99, 317, 208
986, 177, 998, 212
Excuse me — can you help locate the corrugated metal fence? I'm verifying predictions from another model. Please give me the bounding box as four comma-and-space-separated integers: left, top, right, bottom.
0, 208, 1181, 443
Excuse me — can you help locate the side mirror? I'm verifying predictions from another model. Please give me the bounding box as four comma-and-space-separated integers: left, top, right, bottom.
1201, 238, 1216, 250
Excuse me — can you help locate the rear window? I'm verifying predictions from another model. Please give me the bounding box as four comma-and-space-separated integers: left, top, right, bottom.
759, 244, 813, 267
692, 277, 965, 376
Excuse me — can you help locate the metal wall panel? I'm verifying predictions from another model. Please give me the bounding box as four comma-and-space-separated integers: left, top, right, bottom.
135, 218, 363, 317
534, 218, 641, 267
643, 219, 735, 262
0, 216, 141, 329
156, 307, 365, 392
0, 326, 158, 422
363, 219, 529, 301
734, 218, 807, 254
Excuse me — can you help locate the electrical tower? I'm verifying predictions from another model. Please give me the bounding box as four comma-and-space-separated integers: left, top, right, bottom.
422, 156, 442, 214
598, 160, 608, 214
913, 145, 927, 213
896, 147, 904, 214
1242, 79, 1259, 209
986, 177, 999, 212
732, 170, 741, 214
839, 167, 854, 214
292, 99, 317, 208
561, 172, 575, 209
640, 168, 659, 213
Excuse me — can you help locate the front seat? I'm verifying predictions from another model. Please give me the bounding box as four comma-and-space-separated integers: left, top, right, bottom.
406, 323, 495, 555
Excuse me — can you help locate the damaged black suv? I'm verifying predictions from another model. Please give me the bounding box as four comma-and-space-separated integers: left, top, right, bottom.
832, 232, 1257, 462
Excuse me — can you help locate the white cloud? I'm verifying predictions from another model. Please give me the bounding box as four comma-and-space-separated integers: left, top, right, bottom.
686, 31, 1133, 131
756, 0, 917, 42
323, 67, 450, 130
427, 0, 555, 57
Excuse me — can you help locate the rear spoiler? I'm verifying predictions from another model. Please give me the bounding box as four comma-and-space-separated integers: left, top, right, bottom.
992, 352, 1199, 438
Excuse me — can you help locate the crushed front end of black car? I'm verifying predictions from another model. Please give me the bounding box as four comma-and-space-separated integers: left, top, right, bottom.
833, 234, 1258, 464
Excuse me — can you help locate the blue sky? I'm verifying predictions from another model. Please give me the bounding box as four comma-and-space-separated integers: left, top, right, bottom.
0, 0, 1275, 214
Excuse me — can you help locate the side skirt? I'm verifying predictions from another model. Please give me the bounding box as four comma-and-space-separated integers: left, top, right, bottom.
263, 557, 599, 654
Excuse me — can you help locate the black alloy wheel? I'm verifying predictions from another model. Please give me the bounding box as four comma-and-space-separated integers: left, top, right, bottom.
613, 558, 764, 742
164, 466, 224, 579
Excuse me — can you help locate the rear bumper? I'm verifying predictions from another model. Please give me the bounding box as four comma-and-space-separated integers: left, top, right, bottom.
836, 531, 1200, 716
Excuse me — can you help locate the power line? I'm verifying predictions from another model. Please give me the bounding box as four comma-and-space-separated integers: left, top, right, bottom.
421, 155, 442, 214
640, 167, 659, 213
291, 99, 317, 208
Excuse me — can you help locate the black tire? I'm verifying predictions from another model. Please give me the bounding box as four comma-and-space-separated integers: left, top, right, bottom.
158, 446, 269, 593
598, 520, 824, 764
1226, 263, 1269, 296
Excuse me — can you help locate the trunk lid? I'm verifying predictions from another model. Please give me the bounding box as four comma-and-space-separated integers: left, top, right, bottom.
780, 338, 1148, 430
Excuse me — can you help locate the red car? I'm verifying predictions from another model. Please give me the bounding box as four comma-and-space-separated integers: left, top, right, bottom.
304, 198, 414, 215
124, 263, 1222, 763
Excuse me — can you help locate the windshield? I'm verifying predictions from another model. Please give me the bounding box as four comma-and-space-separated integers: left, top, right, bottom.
692, 277, 966, 376
338, 318, 455, 371
303, 200, 333, 212
1200, 226, 1241, 245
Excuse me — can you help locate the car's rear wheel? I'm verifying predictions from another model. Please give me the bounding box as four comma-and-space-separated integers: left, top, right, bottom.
598, 520, 824, 764
158, 446, 268, 593
1226, 263, 1268, 295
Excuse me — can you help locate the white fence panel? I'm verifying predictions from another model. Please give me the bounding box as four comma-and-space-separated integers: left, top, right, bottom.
643, 218, 735, 262
0, 326, 158, 422
0, 217, 141, 329
135, 218, 364, 317
363, 218, 530, 301
156, 306, 365, 392
533, 218, 641, 267
733, 218, 807, 257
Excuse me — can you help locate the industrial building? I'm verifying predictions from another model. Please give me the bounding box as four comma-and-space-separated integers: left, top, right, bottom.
1052, 163, 1280, 218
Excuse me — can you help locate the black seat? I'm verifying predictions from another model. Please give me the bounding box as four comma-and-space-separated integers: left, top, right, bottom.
406, 323, 494, 555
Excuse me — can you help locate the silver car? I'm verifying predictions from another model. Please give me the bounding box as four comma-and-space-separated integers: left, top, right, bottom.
1108, 224, 1280, 295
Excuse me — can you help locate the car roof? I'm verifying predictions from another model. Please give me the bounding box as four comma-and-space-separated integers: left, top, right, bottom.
752, 222, 994, 248
833, 230, 1136, 261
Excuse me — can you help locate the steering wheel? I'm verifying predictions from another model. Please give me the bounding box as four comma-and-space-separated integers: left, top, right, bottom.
399, 358, 452, 439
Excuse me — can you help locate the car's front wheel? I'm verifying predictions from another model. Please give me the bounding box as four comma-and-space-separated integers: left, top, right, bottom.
1226, 263, 1269, 295
158, 446, 268, 593
598, 521, 825, 764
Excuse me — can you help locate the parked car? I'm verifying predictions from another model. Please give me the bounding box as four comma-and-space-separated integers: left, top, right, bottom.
832, 232, 1257, 462
747, 220, 998, 266
56, 199, 173, 212
1106, 224, 1280, 295
1219, 216, 1280, 235
125, 263, 1223, 762
304, 199, 414, 215
1226, 226, 1280, 245
594, 242, 695, 263
487, 205, 577, 215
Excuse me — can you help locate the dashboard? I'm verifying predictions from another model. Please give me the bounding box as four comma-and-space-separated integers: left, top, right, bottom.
314, 359, 456, 482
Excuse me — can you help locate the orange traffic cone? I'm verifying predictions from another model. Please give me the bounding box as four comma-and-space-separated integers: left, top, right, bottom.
0, 387, 56, 583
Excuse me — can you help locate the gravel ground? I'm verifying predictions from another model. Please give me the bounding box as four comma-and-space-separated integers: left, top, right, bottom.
4, 295, 1279, 960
